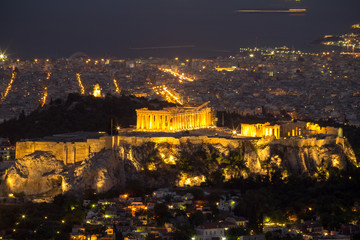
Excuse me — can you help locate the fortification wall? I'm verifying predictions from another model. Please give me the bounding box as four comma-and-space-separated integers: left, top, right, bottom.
115, 135, 248, 148
16, 136, 109, 164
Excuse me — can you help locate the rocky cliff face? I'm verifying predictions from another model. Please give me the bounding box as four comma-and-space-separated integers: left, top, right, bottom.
3, 152, 65, 197
1, 136, 356, 198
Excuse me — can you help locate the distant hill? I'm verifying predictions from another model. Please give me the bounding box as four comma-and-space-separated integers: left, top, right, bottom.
0, 93, 175, 143
310, 23, 360, 49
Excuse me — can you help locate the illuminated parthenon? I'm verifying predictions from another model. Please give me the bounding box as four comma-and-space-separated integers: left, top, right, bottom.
136, 102, 215, 132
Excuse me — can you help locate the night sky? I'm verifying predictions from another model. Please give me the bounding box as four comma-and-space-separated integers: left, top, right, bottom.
1, 0, 360, 59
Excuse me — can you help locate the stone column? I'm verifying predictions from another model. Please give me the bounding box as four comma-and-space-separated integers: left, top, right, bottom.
198, 113, 201, 127
154, 114, 158, 130
150, 114, 153, 130
193, 114, 196, 128
176, 115, 179, 131
205, 111, 208, 126
159, 115, 162, 130
202, 112, 205, 126
188, 114, 191, 128
144, 114, 147, 129
153, 114, 157, 130
192, 113, 195, 129
142, 114, 145, 129
196, 113, 200, 128
162, 115, 166, 130
194, 113, 197, 128
137, 113, 140, 129
208, 112, 211, 126
169, 116, 173, 131
146, 114, 150, 130
173, 115, 176, 131
140, 114, 143, 129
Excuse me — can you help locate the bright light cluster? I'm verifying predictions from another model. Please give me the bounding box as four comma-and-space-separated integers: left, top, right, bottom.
93, 84, 101, 97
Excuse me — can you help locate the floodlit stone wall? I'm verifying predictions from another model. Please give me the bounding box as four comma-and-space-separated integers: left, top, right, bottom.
16, 136, 109, 164
241, 121, 339, 138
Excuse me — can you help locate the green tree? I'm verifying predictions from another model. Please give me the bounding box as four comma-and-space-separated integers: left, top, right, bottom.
189, 210, 205, 226
226, 226, 249, 240
153, 203, 170, 226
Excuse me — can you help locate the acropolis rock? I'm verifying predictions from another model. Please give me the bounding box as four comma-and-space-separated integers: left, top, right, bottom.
1, 135, 356, 198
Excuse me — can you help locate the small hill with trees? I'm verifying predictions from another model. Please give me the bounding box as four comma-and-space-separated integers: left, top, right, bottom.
0, 93, 175, 143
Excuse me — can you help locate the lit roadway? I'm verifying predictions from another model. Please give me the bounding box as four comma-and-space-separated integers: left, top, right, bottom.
163, 86, 183, 105
1, 67, 17, 103
76, 73, 85, 95
159, 68, 194, 82
152, 85, 184, 105
113, 79, 121, 94
41, 87, 48, 107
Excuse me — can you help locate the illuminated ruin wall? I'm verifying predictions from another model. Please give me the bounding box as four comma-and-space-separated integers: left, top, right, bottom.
136, 104, 215, 132
280, 122, 338, 137
241, 121, 339, 138
15, 136, 113, 165
241, 123, 281, 138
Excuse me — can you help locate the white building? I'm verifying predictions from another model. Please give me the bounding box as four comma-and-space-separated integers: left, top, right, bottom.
195, 223, 226, 240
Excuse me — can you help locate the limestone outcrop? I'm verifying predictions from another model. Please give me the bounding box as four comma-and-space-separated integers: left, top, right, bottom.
2, 150, 123, 198
1, 136, 357, 198
2, 152, 65, 196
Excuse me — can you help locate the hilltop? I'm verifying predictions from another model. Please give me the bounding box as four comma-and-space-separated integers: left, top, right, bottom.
0, 94, 174, 143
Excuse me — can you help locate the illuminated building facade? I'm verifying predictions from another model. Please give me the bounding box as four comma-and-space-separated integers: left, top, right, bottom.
241, 123, 280, 139
281, 122, 338, 137
136, 102, 215, 132
241, 121, 339, 139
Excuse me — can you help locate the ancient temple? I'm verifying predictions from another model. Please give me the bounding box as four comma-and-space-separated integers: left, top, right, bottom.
241, 122, 281, 139
136, 102, 215, 132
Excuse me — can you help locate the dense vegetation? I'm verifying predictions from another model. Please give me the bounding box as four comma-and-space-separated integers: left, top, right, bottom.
0, 94, 174, 143
230, 170, 360, 233
0, 195, 85, 239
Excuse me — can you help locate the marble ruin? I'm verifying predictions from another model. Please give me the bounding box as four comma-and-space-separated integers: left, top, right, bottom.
136, 102, 216, 132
